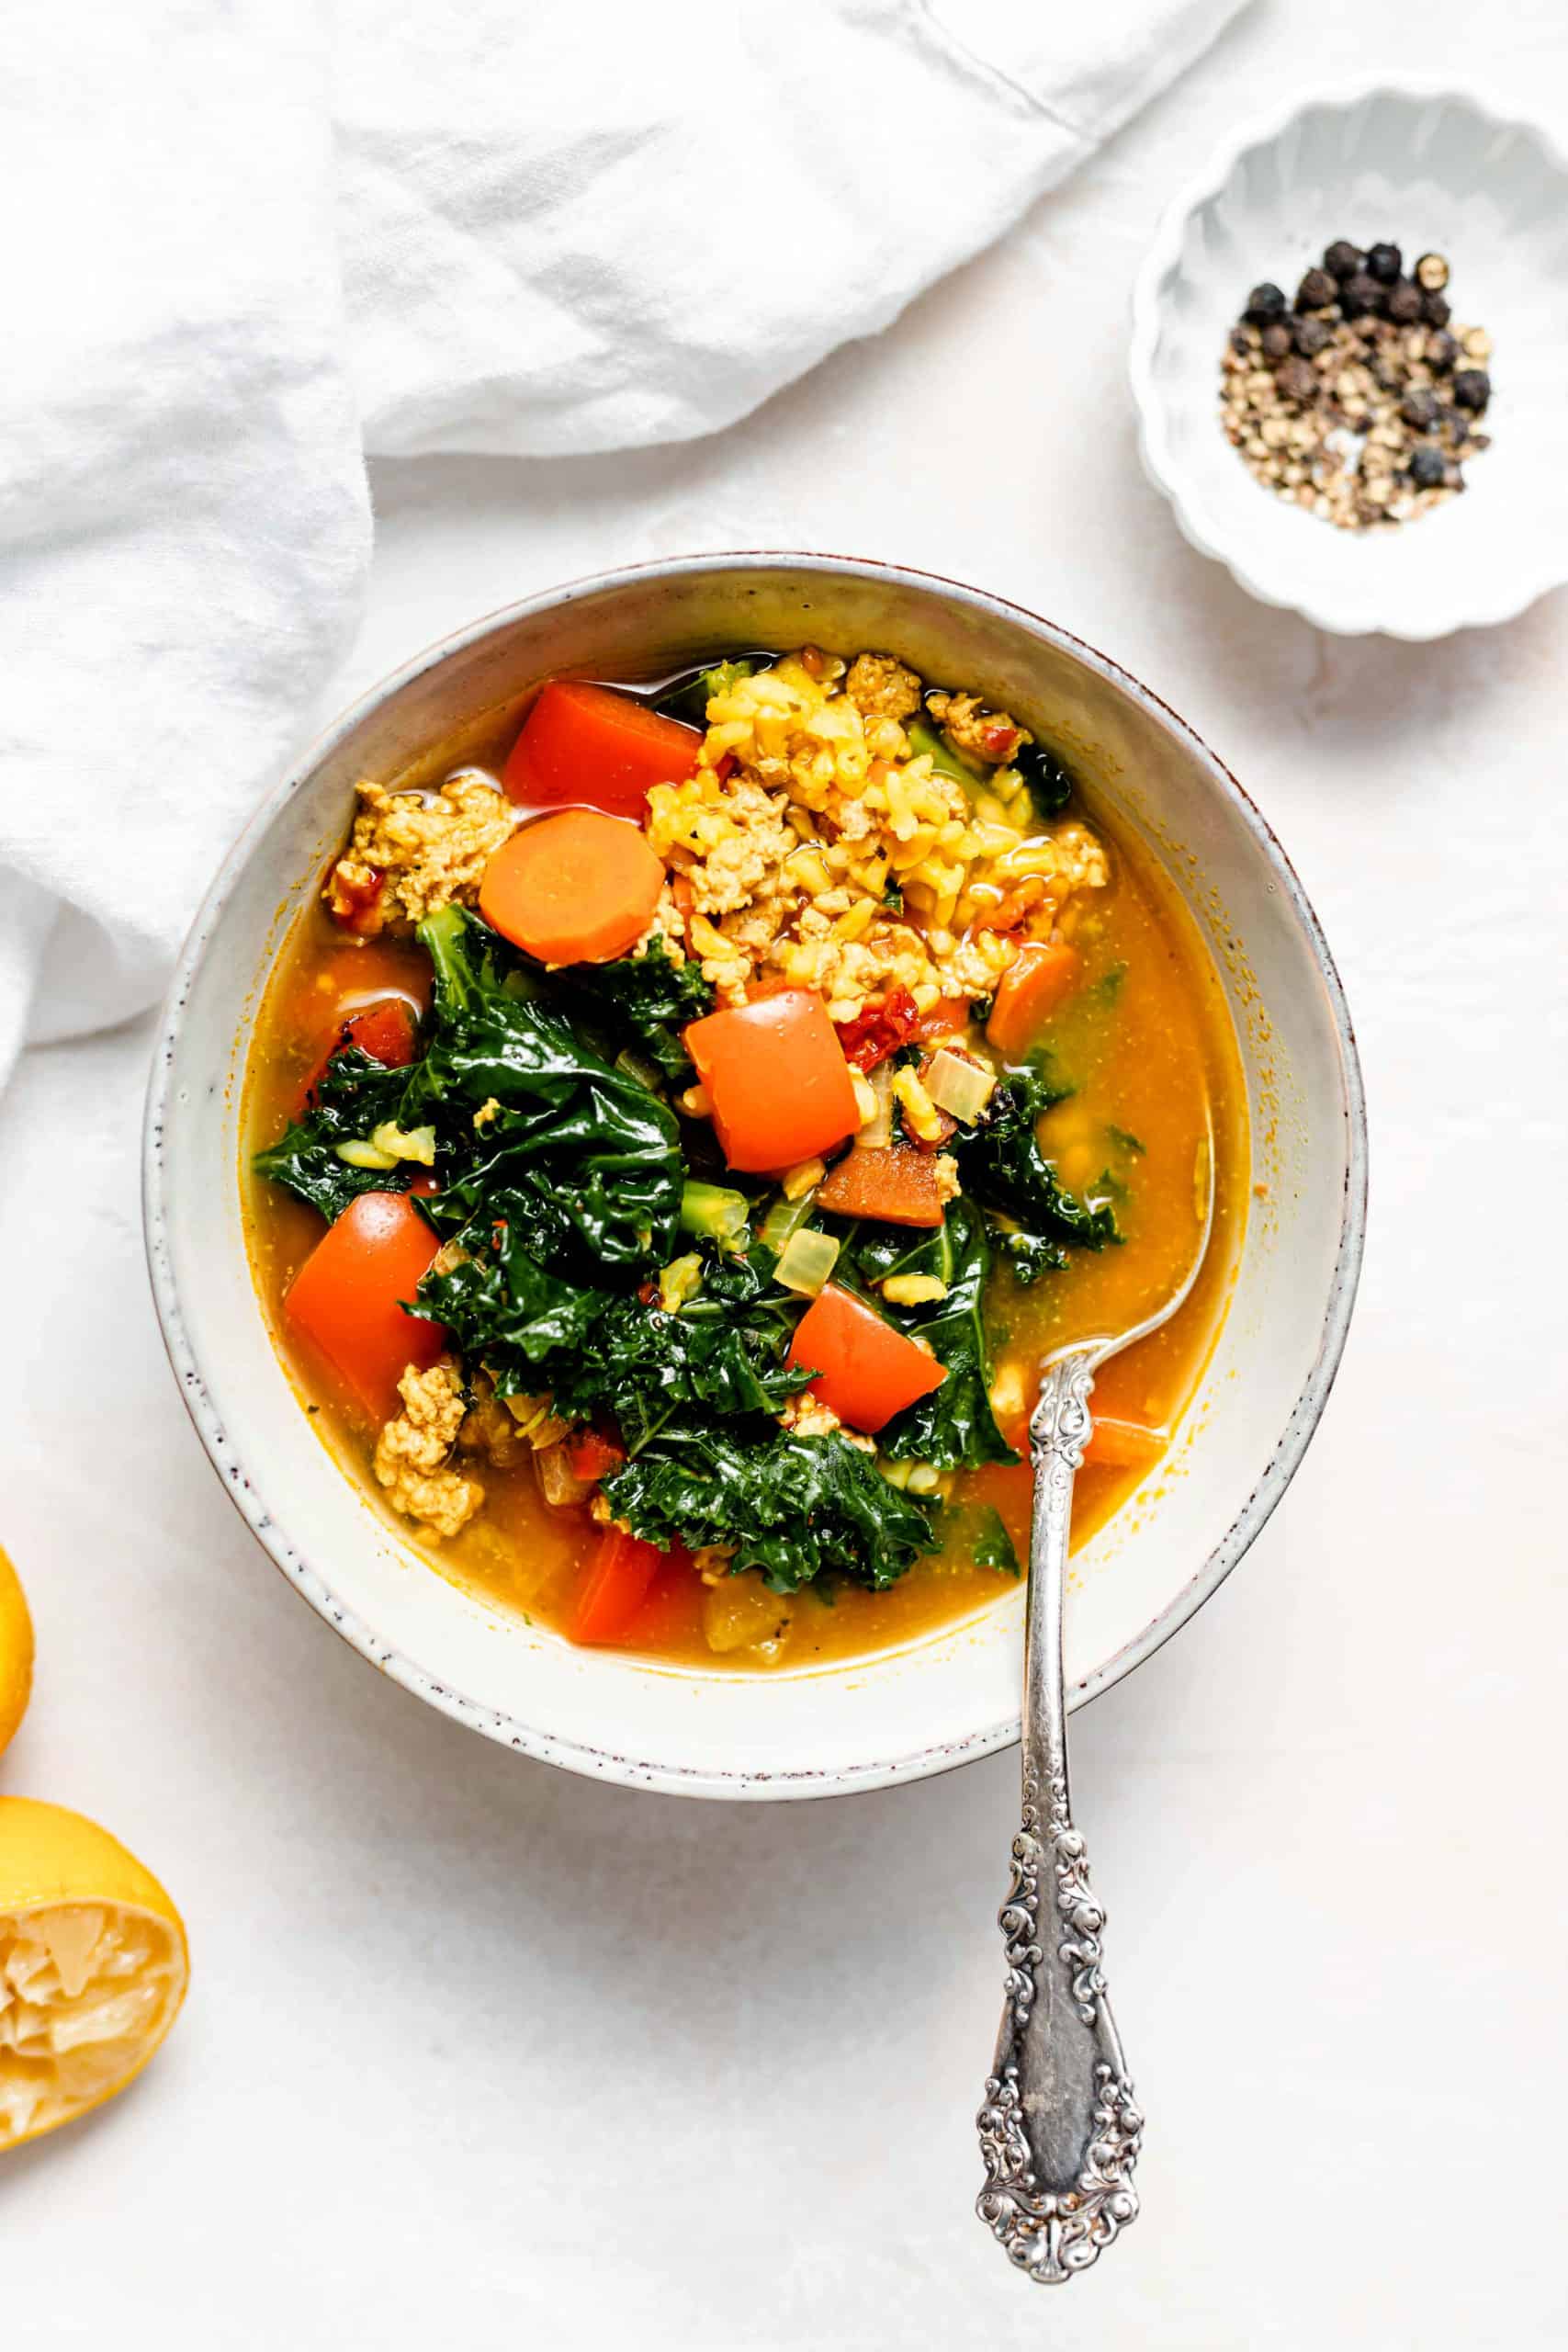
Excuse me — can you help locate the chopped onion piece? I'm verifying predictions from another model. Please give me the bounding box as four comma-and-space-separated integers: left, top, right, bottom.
924, 1049, 996, 1125
859, 1059, 894, 1149
773, 1227, 841, 1297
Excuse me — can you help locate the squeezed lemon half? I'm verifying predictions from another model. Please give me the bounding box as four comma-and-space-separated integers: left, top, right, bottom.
0, 1799, 189, 2151
0, 1545, 33, 1759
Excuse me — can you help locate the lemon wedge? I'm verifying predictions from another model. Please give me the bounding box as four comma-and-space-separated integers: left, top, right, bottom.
0, 1545, 33, 1759
0, 1799, 188, 2151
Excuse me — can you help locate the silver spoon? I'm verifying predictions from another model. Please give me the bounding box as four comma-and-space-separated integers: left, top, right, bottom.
976, 1119, 1216, 2283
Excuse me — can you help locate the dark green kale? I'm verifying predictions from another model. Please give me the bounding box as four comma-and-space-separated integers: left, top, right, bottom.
1012, 738, 1073, 820
846, 1200, 1018, 1469
602, 1427, 937, 1593
993, 1229, 1067, 1284
549, 1249, 809, 1451
417, 1212, 604, 1383
965, 1501, 1021, 1576
565, 937, 715, 1086
252, 1046, 421, 1222
955, 1069, 1122, 1259
405, 906, 683, 1272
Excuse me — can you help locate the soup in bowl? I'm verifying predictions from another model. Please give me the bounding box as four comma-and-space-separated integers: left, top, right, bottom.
144, 556, 1364, 1797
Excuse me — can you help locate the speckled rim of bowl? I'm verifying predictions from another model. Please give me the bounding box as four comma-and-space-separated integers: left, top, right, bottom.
1129, 77, 1568, 639
142, 551, 1367, 1800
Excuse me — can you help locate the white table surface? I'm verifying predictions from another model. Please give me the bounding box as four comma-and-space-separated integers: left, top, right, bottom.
5, 6, 1567, 2346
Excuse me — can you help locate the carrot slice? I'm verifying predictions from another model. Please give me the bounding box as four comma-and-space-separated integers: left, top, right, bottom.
815, 1142, 945, 1227
284, 1192, 446, 1422
570, 1530, 667, 1645
787, 1283, 947, 1433
479, 808, 664, 965
1082, 1414, 1167, 1472
986, 941, 1080, 1057
685, 990, 860, 1173
502, 681, 702, 819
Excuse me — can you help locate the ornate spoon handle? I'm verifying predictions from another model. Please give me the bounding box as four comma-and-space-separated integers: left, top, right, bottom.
976, 1351, 1144, 2283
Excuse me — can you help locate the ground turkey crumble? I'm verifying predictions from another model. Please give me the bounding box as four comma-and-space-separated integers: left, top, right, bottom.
374, 1360, 484, 1538
328, 771, 518, 934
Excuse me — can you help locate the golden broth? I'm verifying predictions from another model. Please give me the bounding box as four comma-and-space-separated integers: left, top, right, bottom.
242, 706, 1246, 1672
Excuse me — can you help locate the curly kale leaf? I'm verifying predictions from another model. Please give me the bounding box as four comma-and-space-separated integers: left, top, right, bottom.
415, 1206, 604, 1385
1013, 738, 1074, 820
845, 1199, 1018, 1469
602, 1427, 938, 1593
566, 937, 716, 1085
251, 1046, 420, 1222
406, 906, 683, 1271
954, 1069, 1122, 1259
992, 1228, 1067, 1284
549, 1249, 809, 1452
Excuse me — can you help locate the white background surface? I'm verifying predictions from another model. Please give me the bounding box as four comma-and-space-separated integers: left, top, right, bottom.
4, 4, 1567, 2345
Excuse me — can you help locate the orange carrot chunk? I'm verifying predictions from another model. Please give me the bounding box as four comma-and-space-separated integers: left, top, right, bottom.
502, 681, 702, 820
815, 1142, 945, 1228
284, 1192, 446, 1423
787, 1283, 947, 1434
685, 990, 860, 1174
479, 808, 665, 966
986, 941, 1080, 1057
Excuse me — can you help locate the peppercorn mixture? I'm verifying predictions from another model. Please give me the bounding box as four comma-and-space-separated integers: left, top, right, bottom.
1220, 241, 1494, 531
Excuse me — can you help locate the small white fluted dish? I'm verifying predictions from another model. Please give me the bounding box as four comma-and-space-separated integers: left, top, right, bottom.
1131, 83, 1568, 639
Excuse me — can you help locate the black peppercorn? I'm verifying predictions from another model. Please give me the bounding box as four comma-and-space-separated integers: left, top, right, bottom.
1339, 272, 1384, 319
1275, 356, 1318, 405
1323, 240, 1364, 280
1401, 388, 1438, 431
1366, 242, 1403, 283
1293, 316, 1332, 357
1421, 290, 1451, 329
1245, 282, 1288, 322
1453, 368, 1491, 413
1409, 445, 1446, 489
1260, 322, 1293, 359
1229, 324, 1253, 356
1415, 252, 1450, 291
1295, 267, 1337, 312
1386, 280, 1423, 324
1427, 330, 1460, 373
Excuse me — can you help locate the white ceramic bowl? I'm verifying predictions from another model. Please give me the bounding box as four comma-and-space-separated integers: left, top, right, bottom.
143, 554, 1365, 1800
1131, 83, 1568, 639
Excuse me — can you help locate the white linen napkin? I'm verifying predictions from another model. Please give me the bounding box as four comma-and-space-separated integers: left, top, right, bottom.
0, 0, 1244, 1094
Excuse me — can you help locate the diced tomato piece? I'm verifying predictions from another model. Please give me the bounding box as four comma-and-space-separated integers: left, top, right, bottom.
299, 996, 419, 1109
987, 942, 1080, 1057
284, 1192, 446, 1422
815, 1142, 945, 1227
787, 1283, 947, 1434
607, 1554, 705, 1651
570, 1530, 667, 1645
328, 863, 387, 934
502, 681, 702, 820
916, 995, 973, 1041
834, 984, 921, 1072
685, 990, 860, 1174
566, 1429, 626, 1483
